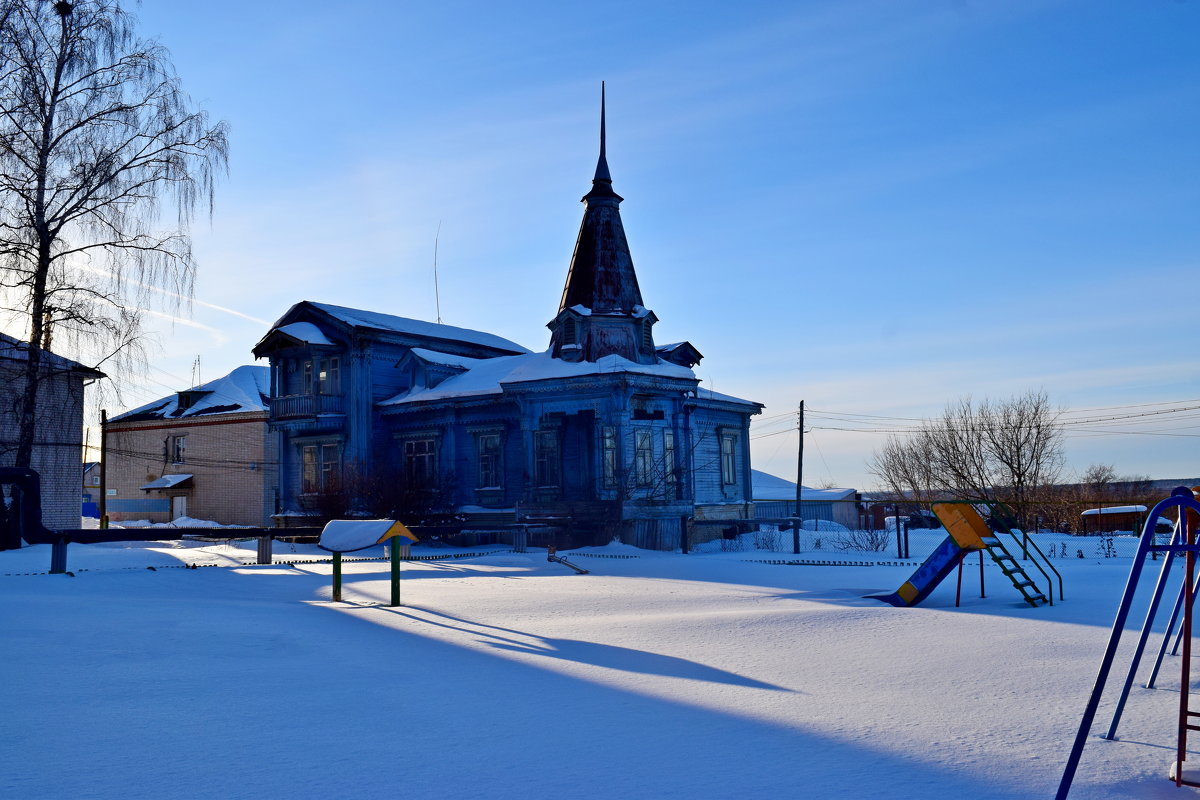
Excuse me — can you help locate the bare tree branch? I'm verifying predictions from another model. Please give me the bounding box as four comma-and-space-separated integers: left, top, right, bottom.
0, 0, 227, 469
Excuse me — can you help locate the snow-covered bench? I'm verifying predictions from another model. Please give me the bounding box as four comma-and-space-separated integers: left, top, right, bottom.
317, 520, 418, 605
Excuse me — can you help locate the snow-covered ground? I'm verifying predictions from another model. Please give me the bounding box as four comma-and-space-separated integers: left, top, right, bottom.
0, 534, 1193, 799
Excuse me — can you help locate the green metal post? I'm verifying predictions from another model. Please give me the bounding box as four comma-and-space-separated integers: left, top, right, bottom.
332, 552, 342, 602
390, 538, 401, 607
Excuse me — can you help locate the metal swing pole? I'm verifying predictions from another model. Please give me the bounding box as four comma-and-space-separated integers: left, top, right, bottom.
1103, 519, 1185, 740
1056, 489, 1199, 799
1168, 575, 1200, 657
1175, 508, 1196, 786
1146, 536, 1200, 690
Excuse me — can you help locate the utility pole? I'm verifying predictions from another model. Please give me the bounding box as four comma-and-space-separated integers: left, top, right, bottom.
794, 401, 804, 554
99, 410, 108, 529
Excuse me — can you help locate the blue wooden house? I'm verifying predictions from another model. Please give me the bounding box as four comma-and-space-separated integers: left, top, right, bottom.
253, 104, 762, 547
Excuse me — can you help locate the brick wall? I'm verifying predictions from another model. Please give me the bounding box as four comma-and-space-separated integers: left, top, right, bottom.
0, 361, 90, 530
106, 411, 276, 526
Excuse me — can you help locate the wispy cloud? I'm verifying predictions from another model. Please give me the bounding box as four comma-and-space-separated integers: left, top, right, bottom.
139, 309, 230, 346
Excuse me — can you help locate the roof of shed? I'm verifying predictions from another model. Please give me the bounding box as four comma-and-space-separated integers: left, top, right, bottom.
751, 469, 856, 501
141, 474, 193, 490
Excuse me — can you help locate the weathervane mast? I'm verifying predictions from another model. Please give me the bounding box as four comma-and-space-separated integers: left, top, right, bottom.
593, 81, 612, 184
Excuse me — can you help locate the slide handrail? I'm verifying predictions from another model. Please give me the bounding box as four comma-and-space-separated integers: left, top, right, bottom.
996, 527, 1062, 604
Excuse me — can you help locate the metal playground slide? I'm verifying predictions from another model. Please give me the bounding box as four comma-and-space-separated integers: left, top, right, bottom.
869, 503, 1051, 608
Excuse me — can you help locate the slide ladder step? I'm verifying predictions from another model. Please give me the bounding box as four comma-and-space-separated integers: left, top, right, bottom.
984, 541, 1048, 607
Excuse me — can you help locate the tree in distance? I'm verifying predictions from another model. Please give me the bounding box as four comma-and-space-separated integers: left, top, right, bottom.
868, 390, 1064, 528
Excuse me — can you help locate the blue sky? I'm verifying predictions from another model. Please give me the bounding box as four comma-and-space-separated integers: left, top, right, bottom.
69, 0, 1200, 489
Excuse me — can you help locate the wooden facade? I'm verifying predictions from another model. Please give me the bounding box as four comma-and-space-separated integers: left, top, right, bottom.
253, 106, 762, 547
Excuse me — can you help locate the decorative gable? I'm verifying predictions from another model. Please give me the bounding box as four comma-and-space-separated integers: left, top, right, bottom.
393, 349, 480, 392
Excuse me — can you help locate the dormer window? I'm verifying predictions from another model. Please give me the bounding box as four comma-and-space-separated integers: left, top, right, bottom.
563, 317, 578, 345
641, 319, 654, 351
176, 391, 207, 411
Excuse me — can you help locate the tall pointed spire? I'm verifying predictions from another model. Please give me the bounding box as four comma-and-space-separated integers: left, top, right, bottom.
549, 84, 657, 364
583, 81, 620, 202
594, 81, 612, 184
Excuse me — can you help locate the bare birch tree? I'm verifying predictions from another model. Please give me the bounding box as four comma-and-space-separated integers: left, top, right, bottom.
0, 0, 228, 469
868, 390, 1064, 527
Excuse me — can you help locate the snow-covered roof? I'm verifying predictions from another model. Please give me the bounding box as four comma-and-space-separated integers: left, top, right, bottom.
696, 386, 760, 408
274, 321, 334, 346
111, 365, 270, 422
1081, 505, 1148, 516
750, 469, 856, 501
0, 331, 104, 377
318, 520, 411, 553
381, 349, 701, 407
307, 302, 530, 354
141, 474, 193, 490
407, 348, 485, 369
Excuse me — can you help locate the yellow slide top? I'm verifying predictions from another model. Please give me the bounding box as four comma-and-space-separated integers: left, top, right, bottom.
932, 503, 992, 550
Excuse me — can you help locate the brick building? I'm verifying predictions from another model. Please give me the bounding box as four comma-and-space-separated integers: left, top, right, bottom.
105, 366, 276, 526
0, 332, 104, 532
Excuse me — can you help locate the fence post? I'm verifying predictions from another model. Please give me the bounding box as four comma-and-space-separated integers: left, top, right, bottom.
680, 515, 690, 555
513, 525, 527, 553
979, 549, 986, 598
256, 535, 272, 565
389, 538, 401, 607
792, 517, 800, 555
50, 537, 67, 574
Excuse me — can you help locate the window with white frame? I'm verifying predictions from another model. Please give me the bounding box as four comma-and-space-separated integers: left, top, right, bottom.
534, 430, 561, 488
170, 435, 187, 464
720, 433, 737, 486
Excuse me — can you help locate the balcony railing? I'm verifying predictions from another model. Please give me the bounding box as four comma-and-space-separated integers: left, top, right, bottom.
272, 393, 345, 419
